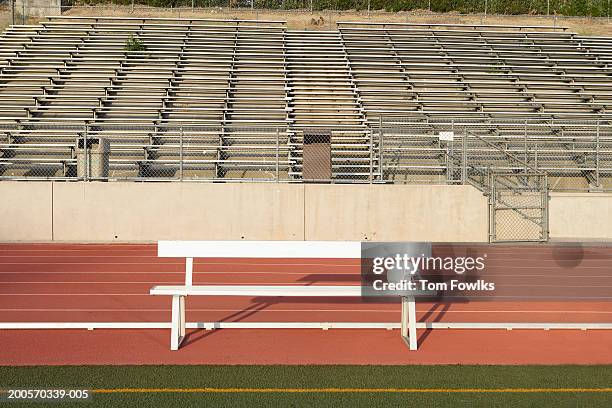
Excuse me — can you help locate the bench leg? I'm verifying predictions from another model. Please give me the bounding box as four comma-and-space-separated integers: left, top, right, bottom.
171, 295, 186, 351
401, 296, 418, 351
185, 257, 193, 286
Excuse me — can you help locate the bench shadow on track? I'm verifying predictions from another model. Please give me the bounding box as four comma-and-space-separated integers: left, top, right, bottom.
182, 272, 472, 349
182, 301, 275, 346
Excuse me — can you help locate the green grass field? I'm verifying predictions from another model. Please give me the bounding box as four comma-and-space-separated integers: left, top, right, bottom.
1, 365, 611, 407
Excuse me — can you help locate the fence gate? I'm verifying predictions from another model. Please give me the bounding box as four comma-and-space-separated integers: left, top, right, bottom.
489, 173, 549, 242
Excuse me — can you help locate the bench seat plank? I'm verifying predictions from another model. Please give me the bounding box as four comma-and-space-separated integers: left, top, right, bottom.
150, 285, 364, 297
158, 240, 361, 259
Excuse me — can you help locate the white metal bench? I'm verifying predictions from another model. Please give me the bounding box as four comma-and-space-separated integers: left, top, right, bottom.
150, 240, 418, 351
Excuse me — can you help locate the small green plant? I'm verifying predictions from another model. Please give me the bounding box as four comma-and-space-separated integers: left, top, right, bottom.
125, 35, 146, 52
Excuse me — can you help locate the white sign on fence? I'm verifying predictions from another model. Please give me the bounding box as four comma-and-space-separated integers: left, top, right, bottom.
438, 131, 455, 141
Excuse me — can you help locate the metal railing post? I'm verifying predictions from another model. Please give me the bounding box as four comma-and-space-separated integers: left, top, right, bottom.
275, 128, 280, 181
84, 124, 88, 182
596, 121, 600, 188
483, 0, 488, 23
179, 126, 184, 181
378, 117, 384, 181
369, 129, 374, 183
461, 128, 467, 184
524, 120, 528, 173
489, 172, 496, 242
542, 174, 549, 241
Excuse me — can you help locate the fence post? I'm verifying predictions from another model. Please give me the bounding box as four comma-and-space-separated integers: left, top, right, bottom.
369, 129, 374, 183
524, 120, 528, 173
84, 124, 89, 182
461, 128, 467, 184
11, 0, 15, 25
596, 121, 600, 188
22, 0, 25, 25
483, 0, 488, 23
378, 117, 384, 181
179, 126, 184, 181
275, 128, 280, 181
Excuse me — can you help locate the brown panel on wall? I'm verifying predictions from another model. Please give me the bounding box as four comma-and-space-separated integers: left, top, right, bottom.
302, 131, 331, 181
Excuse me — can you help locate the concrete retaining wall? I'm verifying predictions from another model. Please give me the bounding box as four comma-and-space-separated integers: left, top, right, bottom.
549, 192, 612, 240
14, 0, 62, 17
0, 182, 489, 242
304, 184, 487, 242
0, 182, 53, 241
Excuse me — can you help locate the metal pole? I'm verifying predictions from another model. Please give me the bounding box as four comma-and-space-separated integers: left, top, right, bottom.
84, 124, 88, 182
11, 0, 15, 26
379, 117, 384, 181
542, 174, 549, 241
448, 133, 454, 184
547, 0, 550, 16
275, 128, 280, 181
461, 128, 467, 184
369, 129, 374, 183
179, 126, 184, 181
490, 173, 496, 242
596, 121, 600, 187
484, 0, 488, 23
524, 120, 528, 173
368, 0, 371, 18
22, 0, 25, 25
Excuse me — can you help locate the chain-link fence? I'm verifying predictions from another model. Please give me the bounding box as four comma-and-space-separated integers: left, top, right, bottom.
489, 172, 548, 242
64, 0, 612, 18
2, 1, 612, 33
0, 123, 378, 182
379, 117, 612, 192
1, 120, 610, 191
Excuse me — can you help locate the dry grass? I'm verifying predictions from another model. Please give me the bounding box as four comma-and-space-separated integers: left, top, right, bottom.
59, 5, 612, 35
0, 4, 611, 35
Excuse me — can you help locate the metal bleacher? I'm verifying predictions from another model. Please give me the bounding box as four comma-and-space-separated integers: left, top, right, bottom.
1, 17, 611, 188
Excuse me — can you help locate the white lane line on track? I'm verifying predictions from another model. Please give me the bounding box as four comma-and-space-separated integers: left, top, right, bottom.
0, 271, 358, 276
1, 264, 610, 270
1, 309, 611, 314
2, 275, 612, 281
0, 263, 359, 266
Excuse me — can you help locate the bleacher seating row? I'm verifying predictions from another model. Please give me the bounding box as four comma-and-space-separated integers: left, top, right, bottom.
0, 17, 611, 187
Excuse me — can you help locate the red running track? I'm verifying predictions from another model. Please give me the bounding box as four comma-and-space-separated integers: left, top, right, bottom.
0, 243, 611, 365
